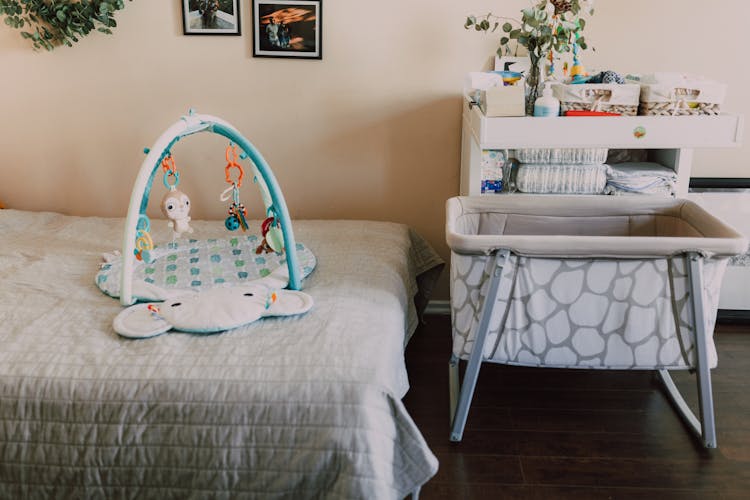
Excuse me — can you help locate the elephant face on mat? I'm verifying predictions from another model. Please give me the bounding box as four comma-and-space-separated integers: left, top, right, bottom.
113, 284, 313, 339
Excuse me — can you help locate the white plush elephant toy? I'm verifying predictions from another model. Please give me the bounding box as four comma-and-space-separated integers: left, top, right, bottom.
113, 283, 313, 339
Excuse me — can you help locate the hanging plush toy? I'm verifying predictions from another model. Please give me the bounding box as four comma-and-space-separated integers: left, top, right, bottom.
161, 189, 193, 239
161, 155, 194, 240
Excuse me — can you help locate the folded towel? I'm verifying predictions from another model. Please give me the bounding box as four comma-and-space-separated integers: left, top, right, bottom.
605, 162, 677, 196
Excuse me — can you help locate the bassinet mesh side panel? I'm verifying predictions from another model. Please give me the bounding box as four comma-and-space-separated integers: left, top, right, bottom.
450, 251, 726, 370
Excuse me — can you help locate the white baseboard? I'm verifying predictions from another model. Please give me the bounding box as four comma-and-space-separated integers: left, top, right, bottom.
424, 300, 451, 315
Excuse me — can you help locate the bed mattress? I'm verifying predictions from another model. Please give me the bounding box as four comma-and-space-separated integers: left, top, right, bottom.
0, 210, 442, 498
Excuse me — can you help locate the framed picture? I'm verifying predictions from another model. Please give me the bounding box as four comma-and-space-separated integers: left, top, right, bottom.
252, 0, 322, 59
182, 0, 241, 35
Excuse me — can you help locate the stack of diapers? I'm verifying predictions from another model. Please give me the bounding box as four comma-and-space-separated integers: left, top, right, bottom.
514, 148, 608, 194
604, 162, 678, 196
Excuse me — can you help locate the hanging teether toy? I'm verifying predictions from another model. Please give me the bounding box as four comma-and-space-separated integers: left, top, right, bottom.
257, 212, 285, 254
221, 144, 249, 232
160, 154, 194, 240
134, 214, 155, 263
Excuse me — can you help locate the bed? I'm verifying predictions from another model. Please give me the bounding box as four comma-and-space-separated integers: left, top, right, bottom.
0, 209, 442, 498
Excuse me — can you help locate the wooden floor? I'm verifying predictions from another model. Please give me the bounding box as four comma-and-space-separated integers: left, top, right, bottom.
403, 315, 750, 499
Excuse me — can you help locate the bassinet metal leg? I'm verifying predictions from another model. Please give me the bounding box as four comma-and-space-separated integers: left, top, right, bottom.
449, 354, 459, 425
450, 250, 510, 442
658, 252, 717, 448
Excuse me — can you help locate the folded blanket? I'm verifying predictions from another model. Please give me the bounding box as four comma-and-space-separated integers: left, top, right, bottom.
605, 162, 677, 196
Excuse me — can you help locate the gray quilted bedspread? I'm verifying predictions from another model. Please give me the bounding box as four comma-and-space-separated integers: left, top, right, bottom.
0, 210, 442, 499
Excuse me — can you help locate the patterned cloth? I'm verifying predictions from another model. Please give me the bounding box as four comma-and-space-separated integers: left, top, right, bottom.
96, 234, 317, 301
451, 252, 725, 369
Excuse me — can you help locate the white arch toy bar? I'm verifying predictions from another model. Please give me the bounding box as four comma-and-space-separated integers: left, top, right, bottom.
119, 111, 302, 306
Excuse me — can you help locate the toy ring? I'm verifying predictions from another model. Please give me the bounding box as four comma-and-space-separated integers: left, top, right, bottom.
225, 144, 245, 187
161, 155, 177, 174
225, 163, 244, 187
226, 145, 239, 164
136, 214, 151, 233
163, 170, 180, 190
135, 232, 154, 251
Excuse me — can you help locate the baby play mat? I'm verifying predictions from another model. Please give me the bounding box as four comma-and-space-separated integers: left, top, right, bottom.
108, 111, 309, 305
96, 235, 316, 302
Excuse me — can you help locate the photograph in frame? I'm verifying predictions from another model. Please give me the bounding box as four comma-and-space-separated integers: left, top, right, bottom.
252, 0, 322, 59
182, 0, 241, 35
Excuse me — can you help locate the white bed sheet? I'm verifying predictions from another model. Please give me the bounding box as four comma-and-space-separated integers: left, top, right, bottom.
0, 210, 442, 499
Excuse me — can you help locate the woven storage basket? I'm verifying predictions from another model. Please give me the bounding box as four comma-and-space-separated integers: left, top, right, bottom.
552, 83, 640, 116
638, 76, 726, 116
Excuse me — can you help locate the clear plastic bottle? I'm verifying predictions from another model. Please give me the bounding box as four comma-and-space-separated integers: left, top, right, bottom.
533, 82, 560, 117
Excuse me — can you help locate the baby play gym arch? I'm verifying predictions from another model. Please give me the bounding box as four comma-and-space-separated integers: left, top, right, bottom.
119, 111, 302, 305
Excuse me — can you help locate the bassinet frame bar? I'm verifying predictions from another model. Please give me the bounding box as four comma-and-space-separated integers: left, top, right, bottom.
448, 249, 718, 448
119, 112, 302, 306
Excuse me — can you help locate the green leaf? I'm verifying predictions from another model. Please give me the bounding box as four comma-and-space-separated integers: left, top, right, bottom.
0, 0, 131, 49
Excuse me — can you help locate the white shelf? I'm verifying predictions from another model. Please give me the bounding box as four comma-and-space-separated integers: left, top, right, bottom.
460, 98, 744, 197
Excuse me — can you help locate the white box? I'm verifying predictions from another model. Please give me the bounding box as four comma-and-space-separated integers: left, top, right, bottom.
480, 85, 525, 117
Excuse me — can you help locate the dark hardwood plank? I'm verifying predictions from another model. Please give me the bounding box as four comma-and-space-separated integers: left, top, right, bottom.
404, 315, 750, 499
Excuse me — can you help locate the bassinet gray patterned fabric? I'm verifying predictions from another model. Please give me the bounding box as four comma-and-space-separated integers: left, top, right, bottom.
450, 252, 725, 369
446, 195, 747, 371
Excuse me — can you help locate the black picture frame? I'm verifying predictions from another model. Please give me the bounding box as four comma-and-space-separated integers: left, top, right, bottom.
252, 0, 322, 59
182, 0, 242, 35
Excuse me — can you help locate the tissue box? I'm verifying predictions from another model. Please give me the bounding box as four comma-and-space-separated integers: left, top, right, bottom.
480, 85, 525, 117
637, 74, 726, 116
552, 83, 640, 116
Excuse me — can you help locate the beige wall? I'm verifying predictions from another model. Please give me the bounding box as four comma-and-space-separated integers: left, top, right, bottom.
1, 1, 748, 300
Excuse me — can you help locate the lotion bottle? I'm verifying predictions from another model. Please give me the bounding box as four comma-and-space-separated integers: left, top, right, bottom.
533, 82, 560, 117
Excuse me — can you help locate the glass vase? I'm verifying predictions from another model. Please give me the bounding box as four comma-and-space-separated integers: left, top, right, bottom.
525, 56, 542, 116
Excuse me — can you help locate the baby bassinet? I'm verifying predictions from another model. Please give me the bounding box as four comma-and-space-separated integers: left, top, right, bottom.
446, 196, 747, 448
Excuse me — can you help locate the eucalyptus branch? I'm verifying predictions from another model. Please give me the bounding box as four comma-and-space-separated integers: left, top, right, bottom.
0, 0, 132, 51
464, 0, 593, 60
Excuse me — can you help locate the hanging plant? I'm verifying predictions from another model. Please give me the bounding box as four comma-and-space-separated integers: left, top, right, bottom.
0, 0, 132, 51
